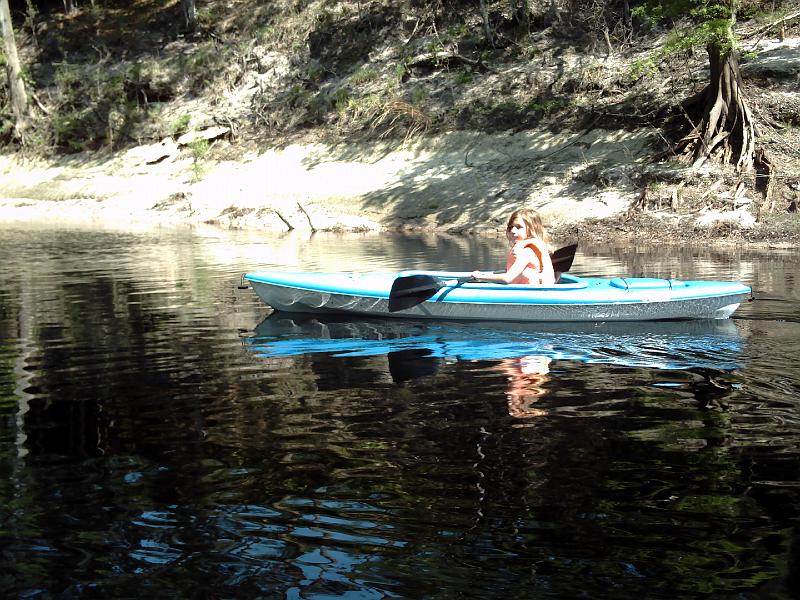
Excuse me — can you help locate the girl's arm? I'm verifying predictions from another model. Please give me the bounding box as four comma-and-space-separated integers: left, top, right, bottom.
471, 246, 537, 283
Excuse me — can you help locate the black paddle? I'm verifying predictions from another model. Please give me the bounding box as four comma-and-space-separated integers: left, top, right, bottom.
388, 274, 471, 312
388, 243, 578, 312
551, 242, 578, 274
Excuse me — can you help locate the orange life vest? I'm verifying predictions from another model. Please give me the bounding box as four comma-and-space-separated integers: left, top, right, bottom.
506, 239, 546, 284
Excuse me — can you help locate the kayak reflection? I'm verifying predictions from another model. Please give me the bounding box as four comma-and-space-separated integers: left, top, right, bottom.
246, 314, 746, 379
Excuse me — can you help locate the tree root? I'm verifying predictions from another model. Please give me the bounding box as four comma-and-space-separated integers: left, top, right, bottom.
754, 147, 775, 219
669, 42, 767, 216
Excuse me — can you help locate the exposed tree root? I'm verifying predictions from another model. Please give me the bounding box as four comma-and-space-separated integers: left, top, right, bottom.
754, 147, 775, 217
675, 45, 756, 175
668, 41, 781, 219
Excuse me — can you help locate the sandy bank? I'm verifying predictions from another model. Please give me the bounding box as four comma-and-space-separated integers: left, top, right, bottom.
1, 128, 659, 233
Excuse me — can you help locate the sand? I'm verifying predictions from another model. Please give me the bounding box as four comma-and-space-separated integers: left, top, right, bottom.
0, 128, 657, 233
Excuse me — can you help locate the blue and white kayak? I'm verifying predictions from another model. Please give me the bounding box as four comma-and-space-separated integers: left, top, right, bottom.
243, 271, 752, 322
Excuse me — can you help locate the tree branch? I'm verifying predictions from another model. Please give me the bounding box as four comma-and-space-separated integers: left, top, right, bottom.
296, 202, 317, 233
745, 9, 800, 47
273, 209, 294, 231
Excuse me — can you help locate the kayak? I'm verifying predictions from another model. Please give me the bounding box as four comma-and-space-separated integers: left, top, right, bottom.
243, 270, 752, 321
246, 314, 746, 373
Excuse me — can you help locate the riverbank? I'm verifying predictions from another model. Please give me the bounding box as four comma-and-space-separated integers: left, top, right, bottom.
0, 128, 645, 231
3, 127, 798, 247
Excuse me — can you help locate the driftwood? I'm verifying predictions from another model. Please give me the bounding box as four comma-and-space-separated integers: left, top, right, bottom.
746, 9, 800, 47
273, 209, 294, 231
296, 202, 317, 233
671, 181, 685, 209
30, 91, 50, 115
176, 126, 230, 147
754, 147, 775, 218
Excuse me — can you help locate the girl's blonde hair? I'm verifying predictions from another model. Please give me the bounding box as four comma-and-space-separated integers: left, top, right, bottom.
506, 208, 548, 243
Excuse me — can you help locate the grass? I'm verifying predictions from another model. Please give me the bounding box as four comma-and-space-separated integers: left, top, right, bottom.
188, 139, 209, 182
351, 66, 378, 86
171, 114, 192, 135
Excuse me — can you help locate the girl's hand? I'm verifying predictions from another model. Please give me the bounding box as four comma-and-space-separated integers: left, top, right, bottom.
470, 271, 482, 281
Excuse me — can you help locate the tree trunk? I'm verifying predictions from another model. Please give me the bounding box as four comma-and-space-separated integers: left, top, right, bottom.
479, 0, 494, 48
676, 3, 756, 176
182, 0, 197, 32
0, 0, 29, 140
677, 41, 756, 175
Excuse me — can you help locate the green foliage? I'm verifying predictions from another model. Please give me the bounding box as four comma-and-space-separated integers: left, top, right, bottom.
196, 2, 223, 26
393, 62, 408, 86
287, 84, 312, 109
51, 114, 87, 152
306, 60, 325, 81
626, 0, 758, 82
632, 0, 737, 51
338, 92, 380, 119
632, 0, 726, 22
630, 56, 659, 80
350, 66, 378, 86
188, 139, 209, 182
454, 70, 473, 85
737, 2, 769, 20
171, 114, 192, 135
333, 87, 351, 111
410, 86, 428, 105
0, 117, 14, 143
442, 23, 471, 45
48, 63, 142, 152
23, 0, 38, 45
425, 38, 445, 57
527, 98, 568, 116
175, 41, 234, 93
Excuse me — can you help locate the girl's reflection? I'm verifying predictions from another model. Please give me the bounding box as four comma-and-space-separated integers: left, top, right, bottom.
499, 355, 551, 419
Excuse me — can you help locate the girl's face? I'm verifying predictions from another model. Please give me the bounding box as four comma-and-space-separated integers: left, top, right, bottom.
508, 217, 529, 241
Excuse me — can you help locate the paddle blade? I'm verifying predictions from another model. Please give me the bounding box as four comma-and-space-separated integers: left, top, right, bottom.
550, 243, 578, 273
388, 348, 442, 382
388, 275, 444, 312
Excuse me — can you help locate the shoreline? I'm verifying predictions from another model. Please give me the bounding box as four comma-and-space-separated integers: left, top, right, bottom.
2, 129, 799, 248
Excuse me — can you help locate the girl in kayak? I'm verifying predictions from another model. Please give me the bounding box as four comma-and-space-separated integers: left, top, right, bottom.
471, 208, 556, 285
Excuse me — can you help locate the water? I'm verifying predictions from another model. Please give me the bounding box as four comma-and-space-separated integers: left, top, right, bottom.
1, 224, 799, 598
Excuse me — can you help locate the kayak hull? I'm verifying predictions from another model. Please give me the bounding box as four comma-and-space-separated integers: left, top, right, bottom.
244, 271, 751, 322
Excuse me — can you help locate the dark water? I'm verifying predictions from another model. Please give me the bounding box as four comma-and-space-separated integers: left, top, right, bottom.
1, 224, 799, 598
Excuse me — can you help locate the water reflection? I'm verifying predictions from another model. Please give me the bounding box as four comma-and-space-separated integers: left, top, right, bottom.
2, 225, 800, 598
246, 314, 748, 373
500, 355, 551, 419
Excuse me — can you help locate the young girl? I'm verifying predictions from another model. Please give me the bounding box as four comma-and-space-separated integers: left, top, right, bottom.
471, 208, 555, 285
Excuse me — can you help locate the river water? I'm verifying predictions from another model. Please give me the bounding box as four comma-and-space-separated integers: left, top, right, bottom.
1, 224, 798, 598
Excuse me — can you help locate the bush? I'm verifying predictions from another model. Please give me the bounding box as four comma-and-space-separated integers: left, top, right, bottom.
36, 62, 148, 152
